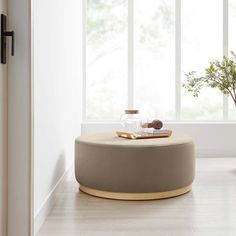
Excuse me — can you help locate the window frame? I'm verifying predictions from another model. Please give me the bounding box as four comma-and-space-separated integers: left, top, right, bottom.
82, 0, 231, 122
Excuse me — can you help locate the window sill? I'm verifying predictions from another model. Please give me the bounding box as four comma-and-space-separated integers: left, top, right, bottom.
82, 121, 236, 125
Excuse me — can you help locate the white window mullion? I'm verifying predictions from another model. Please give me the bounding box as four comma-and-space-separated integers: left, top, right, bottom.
82, 0, 87, 121
175, 0, 181, 120
223, 0, 229, 120
128, 0, 134, 109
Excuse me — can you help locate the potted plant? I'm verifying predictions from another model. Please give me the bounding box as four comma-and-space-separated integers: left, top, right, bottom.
183, 51, 236, 106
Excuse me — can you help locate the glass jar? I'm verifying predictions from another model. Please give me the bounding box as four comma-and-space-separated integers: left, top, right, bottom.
120, 109, 142, 132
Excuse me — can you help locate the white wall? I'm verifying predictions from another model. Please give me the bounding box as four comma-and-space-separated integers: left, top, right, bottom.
82, 122, 236, 158
33, 0, 82, 233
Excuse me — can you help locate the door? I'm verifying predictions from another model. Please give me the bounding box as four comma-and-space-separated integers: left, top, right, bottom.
0, 0, 8, 235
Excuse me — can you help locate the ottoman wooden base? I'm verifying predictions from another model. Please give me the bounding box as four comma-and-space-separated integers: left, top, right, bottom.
79, 184, 192, 201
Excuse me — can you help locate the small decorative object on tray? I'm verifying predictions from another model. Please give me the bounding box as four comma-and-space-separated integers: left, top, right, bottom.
142, 119, 163, 130
120, 109, 142, 132
116, 130, 172, 139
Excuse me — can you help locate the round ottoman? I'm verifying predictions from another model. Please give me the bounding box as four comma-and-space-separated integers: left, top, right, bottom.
75, 132, 195, 200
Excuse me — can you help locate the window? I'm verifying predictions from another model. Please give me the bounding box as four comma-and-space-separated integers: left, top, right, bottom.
85, 0, 128, 120
181, 0, 223, 120
134, 0, 175, 120
84, 0, 235, 121
229, 0, 236, 119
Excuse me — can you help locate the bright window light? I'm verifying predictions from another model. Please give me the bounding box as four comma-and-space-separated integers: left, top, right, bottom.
181, 0, 223, 120
84, 0, 235, 122
134, 0, 175, 120
86, 0, 128, 120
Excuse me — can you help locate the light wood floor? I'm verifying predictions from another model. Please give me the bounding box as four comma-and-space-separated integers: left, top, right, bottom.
37, 158, 236, 236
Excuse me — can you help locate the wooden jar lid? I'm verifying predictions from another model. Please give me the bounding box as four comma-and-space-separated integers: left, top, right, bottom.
125, 109, 139, 114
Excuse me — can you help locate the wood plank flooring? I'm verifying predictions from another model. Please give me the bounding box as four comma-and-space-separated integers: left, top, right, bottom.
37, 158, 236, 236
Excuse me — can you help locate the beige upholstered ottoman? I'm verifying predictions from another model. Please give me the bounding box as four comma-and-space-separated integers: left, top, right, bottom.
75, 132, 195, 200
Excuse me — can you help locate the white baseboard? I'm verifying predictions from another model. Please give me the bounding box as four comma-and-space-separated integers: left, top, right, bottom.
34, 164, 72, 235
196, 148, 236, 158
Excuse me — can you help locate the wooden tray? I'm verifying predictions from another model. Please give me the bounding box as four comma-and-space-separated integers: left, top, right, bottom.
116, 130, 172, 140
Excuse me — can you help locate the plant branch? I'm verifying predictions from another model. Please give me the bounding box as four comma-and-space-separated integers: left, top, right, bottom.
183, 51, 236, 107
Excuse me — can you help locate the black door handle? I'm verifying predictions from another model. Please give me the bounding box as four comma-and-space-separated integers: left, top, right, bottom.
3, 30, 14, 56
1, 14, 15, 64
